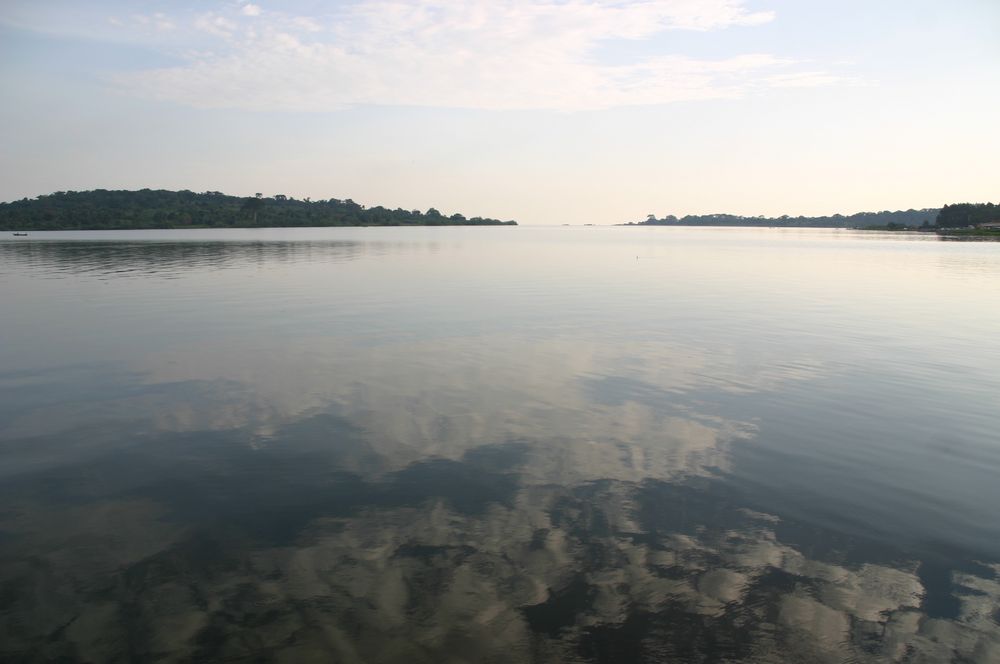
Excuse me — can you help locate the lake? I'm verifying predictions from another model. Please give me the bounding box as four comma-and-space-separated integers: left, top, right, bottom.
1, 227, 998, 663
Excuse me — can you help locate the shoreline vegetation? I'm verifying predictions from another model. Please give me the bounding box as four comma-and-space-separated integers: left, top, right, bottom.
2, 191, 995, 236
622, 202, 999, 236
0, 189, 517, 231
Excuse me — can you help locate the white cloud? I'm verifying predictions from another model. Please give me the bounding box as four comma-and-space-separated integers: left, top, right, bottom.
152, 12, 175, 31
108, 12, 176, 33
117, 0, 847, 112
193, 12, 238, 39
765, 71, 853, 88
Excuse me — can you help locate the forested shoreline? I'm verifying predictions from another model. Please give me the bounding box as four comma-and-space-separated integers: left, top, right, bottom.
0, 189, 517, 230
626, 202, 998, 230
626, 209, 937, 228
3, 190, 995, 232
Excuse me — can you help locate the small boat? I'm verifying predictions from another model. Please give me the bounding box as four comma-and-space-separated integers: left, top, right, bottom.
12, 232, 28, 236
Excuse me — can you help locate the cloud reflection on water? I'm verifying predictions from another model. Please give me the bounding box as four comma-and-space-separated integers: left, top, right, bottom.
2, 230, 999, 662
1, 329, 998, 661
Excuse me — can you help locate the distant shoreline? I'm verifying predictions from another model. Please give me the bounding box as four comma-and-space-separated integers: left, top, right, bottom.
622, 203, 998, 234
0, 189, 517, 231
3, 222, 518, 232
6, 223, 518, 232
616, 225, 1000, 238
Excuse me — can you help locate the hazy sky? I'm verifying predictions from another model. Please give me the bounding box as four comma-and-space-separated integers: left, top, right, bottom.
1, 0, 997, 224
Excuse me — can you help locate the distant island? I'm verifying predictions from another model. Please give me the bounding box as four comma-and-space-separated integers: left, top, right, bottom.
624, 203, 999, 235
0, 189, 517, 230
625, 208, 937, 228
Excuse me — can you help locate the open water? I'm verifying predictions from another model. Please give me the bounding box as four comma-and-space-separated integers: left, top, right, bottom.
1, 227, 998, 662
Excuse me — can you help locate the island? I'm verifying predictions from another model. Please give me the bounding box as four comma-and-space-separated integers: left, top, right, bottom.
623, 202, 999, 236
0, 189, 517, 231
623, 208, 938, 229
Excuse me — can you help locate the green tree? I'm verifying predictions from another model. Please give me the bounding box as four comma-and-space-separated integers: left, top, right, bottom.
241, 193, 265, 225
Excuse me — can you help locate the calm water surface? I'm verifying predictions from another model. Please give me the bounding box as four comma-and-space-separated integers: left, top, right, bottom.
1, 227, 999, 662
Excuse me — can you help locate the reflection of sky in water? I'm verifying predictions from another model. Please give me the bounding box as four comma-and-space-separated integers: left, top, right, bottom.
1, 228, 999, 662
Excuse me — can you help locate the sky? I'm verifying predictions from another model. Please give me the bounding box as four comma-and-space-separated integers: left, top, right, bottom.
0, 0, 997, 224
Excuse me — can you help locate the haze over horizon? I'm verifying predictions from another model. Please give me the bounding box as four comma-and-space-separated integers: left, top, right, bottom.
1, 0, 997, 225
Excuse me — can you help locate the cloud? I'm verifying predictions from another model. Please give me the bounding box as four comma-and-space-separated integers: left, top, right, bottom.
765, 71, 855, 88
131, 12, 175, 32
115, 0, 847, 111
193, 12, 238, 39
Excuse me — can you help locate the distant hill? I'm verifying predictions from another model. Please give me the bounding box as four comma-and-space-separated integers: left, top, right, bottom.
625, 208, 939, 229
0, 189, 517, 230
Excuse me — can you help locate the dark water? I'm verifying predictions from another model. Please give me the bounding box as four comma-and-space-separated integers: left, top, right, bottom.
1, 227, 998, 663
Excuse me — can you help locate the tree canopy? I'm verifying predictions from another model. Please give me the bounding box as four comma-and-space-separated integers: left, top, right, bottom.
628, 209, 940, 229
935, 202, 998, 228
0, 189, 517, 230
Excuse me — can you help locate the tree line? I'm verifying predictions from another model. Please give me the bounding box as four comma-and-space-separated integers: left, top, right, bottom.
629, 209, 939, 228
630, 203, 998, 229
935, 203, 998, 228
0, 189, 517, 230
